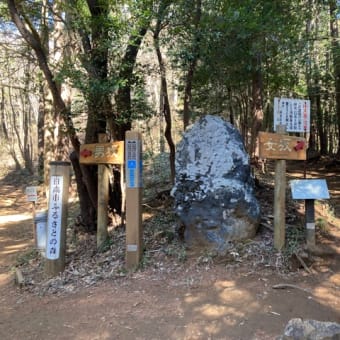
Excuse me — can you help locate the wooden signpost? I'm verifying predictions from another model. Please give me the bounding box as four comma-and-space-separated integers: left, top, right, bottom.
79, 131, 143, 269
259, 97, 310, 251
97, 134, 111, 249
125, 131, 143, 269
80, 137, 124, 250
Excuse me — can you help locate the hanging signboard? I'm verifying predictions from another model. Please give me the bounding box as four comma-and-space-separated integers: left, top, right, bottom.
258, 132, 307, 160
274, 97, 310, 133
79, 141, 124, 164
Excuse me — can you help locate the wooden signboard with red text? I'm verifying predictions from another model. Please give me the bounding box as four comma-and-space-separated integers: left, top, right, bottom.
79, 141, 124, 165
258, 132, 306, 160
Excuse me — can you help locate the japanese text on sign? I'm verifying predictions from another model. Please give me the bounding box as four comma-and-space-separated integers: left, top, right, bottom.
126, 139, 142, 188
274, 97, 310, 132
46, 176, 63, 260
79, 141, 124, 164
264, 137, 291, 152
258, 132, 306, 160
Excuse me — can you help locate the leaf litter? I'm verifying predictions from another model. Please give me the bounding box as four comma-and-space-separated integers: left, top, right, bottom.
14, 162, 323, 296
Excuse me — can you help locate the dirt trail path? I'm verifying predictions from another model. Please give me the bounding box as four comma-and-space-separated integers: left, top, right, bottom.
0, 166, 339, 340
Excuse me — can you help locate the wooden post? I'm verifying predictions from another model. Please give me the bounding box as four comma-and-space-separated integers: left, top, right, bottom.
45, 161, 70, 277
97, 133, 109, 249
125, 131, 143, 269
25, 186, 38, 246
32, 201, 36, 247
305, 199, 316, 248
120, 163, 126, 226
274, 125, 286, 250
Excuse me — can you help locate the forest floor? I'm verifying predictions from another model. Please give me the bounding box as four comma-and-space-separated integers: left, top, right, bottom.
0, 159, 339, 340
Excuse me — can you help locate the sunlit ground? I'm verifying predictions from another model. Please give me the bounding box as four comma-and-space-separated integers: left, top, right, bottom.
0, 213, 32, 224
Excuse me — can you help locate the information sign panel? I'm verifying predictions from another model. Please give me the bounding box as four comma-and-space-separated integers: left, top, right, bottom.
274, 97, 310, 132
290, 179, 330, 200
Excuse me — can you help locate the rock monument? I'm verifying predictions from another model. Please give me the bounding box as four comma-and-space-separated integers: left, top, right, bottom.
171, 115, 260, 252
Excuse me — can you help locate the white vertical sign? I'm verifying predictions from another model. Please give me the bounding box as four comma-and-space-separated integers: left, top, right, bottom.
274, 97, 310, 132
46, 176, 63, 260
126, 139, 142, 188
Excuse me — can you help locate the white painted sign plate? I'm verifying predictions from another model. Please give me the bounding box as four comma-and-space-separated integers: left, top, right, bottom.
25, 186, 38, 202
290, 179, 330, 200
46, 176, 63, 260
274, 97, 310, 132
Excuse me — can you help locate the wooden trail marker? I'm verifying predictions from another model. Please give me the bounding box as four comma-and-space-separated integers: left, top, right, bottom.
97, 134, 110, 249
25, 186, 38, 247
262, 97, 311, 251
80, 136, 124, 250
259, 125, 307, 251
125, 131, 143, 269
79, 141, 124, 165
272, 125, 287, 250
79, 131, 143, 269
258, 132, 306, 160
45, 161, 70, 277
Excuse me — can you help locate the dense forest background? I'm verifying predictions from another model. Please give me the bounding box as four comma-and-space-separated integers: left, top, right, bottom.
0, 0, 339, 231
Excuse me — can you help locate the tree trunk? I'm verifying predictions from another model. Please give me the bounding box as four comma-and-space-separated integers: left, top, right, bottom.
183, 0, 201, 130
228, 87, 235, 125
315, 80, 327, 155
114, 26, 149, 140
6, 0, 100, 230
249, 54, 263, 157
329, 0, 340, 157
153, 3, 176, 184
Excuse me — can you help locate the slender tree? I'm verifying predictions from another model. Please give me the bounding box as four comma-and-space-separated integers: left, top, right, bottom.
153, 0, 176, 183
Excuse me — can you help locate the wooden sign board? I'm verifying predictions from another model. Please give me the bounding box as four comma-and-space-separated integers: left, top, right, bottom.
258, 132, 306, 160
290, 179, 330, 200
79, 141, 124, 164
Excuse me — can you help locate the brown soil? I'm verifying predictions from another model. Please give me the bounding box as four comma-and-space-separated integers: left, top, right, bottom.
0, 161, 339, 340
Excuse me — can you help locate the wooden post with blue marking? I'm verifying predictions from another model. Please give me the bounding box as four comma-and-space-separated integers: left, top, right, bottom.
125, 131, 143, 268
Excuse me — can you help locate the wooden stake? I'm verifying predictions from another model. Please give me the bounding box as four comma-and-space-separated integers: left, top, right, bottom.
32, 201, 36, 247
125, 131, 143, 269
274, 125, 286, 250
120, 163, 126, 226
97, 133, 109, 249
305, 199, 316, 249
45, 161, 70, 277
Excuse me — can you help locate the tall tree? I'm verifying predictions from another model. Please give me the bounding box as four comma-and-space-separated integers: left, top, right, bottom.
153, 0, 176, 183
182, 0, 201, 130
329, 0, 340, 156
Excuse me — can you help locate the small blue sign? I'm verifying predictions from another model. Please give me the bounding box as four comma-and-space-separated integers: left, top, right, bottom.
128, 160, 137, 169
129, 169, 135, 188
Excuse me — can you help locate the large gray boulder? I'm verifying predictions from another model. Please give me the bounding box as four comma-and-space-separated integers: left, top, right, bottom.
171, 115, 260, 252
278, 318, 340, 340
